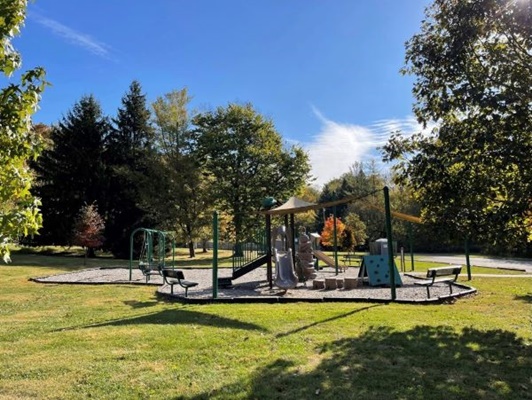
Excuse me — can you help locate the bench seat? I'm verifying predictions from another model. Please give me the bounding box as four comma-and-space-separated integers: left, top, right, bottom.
162, 269, 198, 297
414, 266, 462, 298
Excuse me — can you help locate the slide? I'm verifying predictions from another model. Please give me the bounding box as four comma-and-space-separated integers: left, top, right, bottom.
274, 249, 298, 290
313, 250, 337, 268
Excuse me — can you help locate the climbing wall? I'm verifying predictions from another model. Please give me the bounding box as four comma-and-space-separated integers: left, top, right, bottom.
358, 255, 402, 286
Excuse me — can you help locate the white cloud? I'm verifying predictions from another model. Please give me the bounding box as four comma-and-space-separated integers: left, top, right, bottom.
30, 12, 112, 58
305, 107, 426, 188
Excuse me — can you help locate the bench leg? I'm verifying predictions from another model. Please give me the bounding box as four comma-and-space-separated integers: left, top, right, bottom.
184, 287, 188, 297
170, 283, 174, 295
426, 286, 431, 299
448, 283, 453, 295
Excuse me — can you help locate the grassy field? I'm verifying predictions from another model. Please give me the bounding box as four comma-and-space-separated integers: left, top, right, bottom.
0, 251, 531, 399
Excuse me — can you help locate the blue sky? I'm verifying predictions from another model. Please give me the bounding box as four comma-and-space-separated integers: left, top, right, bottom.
15, 0, 431, 187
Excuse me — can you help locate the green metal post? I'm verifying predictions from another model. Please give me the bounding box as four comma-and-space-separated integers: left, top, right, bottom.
265, 214, 273, 289
212, 211, 219, 299
147, 231, 152, 263
172, 238, 175, 270
290, 213, 296, 266
333, 205, 339, 275
129, 231, 134, 281
408, 223, 414, 271
384, 186, 397, 300
465, 237, 472, 280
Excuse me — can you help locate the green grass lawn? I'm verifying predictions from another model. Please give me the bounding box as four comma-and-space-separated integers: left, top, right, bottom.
0, 252, 531, 399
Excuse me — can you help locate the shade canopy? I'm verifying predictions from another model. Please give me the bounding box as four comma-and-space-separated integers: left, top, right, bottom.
262, 193, 423, 224
264, 196, 317, 216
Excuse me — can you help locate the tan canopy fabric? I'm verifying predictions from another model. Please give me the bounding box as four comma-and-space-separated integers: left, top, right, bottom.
263, 194, 423, 224
265, 196, 317, 215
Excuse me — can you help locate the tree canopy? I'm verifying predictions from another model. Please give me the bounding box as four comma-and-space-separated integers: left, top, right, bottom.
149, 88, 212, 257
0, 0, 47, 262
35, 95, 110, 245
383, 0, 532, 252
194, 103, 311, 241
105, 81, 155, 258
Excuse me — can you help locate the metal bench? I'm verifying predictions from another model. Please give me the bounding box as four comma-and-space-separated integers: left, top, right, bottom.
162, 269, 198, 297
414, 266, 462, 298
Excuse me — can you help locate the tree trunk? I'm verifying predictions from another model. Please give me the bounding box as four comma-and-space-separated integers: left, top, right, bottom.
202, 239, 208, 253
87, 247, 96, 258
188, 240, 195, 258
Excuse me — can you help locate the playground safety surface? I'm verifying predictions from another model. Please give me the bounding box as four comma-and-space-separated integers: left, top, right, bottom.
32, 266, 477, 304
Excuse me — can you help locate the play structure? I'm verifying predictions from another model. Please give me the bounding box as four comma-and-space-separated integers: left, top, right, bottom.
358, 255, 403, 286
273, 248, 298, 290
295, 228, 317, 282
129, 228, 175, 282
211, 188, 428, 300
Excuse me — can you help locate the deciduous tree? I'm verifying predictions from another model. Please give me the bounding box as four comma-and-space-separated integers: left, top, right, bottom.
320, 215, 345, 248
0, 0, 47, 261
383, 0, 532, 253
72, 202, 105, 264
194, 103, 311, 244
149, 89, 212, 257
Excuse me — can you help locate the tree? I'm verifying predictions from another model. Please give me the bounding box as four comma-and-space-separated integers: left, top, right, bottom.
383, 0, 532, 253
318, 162, 386, 242
105, 81, 155, 258
320, 215, 345, 248
0, 0, 47, 262
294, 185, 320, 231
194, 103, 311, 244
149, 89, 213, 258
72, 202, 105, 264
344, 212, 368, 248
35, 95, 110, 245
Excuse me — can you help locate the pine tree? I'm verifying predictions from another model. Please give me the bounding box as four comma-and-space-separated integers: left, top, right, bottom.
34, 95, 110, 245
105, 81, 155, 258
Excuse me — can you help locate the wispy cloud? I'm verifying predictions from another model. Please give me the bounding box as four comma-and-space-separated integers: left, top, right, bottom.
29, 12, 112, 58
305, 107, 428, 187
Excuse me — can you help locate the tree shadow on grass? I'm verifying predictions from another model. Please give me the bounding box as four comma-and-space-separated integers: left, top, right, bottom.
122, 300, 160, 309
515, 294, 532, 303
56, 309, 266, 332
181, 326, 532, 400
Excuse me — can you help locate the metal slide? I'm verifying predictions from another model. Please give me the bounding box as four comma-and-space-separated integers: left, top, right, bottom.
274, 248, 298, 290
313, 250, 336, 268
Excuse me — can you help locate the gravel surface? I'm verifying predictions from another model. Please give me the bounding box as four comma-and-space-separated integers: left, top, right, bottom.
34, 266, 476, 303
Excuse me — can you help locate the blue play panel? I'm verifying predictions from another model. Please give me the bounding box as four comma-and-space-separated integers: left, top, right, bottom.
358, 255, 402, 286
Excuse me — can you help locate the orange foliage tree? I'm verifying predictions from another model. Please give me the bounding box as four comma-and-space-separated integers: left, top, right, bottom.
320, 215, 345, 248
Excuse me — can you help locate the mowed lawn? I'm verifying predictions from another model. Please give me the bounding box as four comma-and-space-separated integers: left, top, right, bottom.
0, 253, 531, 399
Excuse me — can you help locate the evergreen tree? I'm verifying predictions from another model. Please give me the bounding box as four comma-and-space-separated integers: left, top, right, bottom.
105, 81, 155, 258
35, 95, 110, 245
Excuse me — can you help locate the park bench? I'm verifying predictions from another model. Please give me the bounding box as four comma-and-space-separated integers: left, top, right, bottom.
342, 254, 362, 267
162, 269, 198, 297
414, 265, 462, 298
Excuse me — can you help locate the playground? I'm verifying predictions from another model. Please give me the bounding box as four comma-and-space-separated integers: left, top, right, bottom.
35, 263, 476, 303
33, 189, 484, 303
